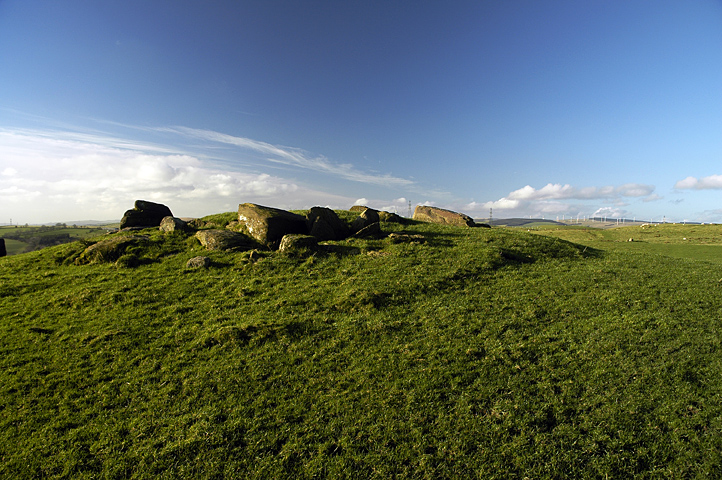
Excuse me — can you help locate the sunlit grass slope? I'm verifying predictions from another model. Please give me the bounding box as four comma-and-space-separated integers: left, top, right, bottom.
531, 223, 722, 264
1, 215, 722, 478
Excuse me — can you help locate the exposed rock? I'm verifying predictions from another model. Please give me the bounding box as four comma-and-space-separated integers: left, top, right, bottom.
306, 207, 350, 241
351, 208, 380, 233
120, 200, 173, 229
378, 211, 406, 224
0, 238, 5, 257
350, 205, 368, 213
388, 233, 425, 243
237, 203, 308, 247
412, 205, 475, 227
195, 230, 258, 251
186, 218, 206, 230
279, 234, 318, 256
159, 216, 189, 233
76, 235, 149, 264
186, 256, 211, 268
352, 222, 382, 238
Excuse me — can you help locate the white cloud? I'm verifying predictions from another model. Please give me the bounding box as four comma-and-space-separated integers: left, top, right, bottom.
675, 175, 722, 190
506, 183, 655, 201
461, 181, 658, 220
0, 130, 358, 223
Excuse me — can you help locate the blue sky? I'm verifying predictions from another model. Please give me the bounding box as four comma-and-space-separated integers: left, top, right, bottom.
1, 1, 721, 224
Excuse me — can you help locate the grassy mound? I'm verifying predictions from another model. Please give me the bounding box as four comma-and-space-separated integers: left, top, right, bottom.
1, 214, 721, 478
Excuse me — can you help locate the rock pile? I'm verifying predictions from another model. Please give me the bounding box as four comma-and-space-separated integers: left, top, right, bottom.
105, 200, 479, 260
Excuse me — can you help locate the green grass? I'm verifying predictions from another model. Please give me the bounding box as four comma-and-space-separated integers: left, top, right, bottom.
2, 214, 722, 477
531, 223, 722, 263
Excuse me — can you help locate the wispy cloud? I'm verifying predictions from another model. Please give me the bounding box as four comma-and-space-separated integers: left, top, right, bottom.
675, 175, 722, 190
158, 126, 415, 188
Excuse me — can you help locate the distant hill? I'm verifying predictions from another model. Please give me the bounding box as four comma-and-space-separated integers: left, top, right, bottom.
477, 218, 565, 227
0, 220, 119, 227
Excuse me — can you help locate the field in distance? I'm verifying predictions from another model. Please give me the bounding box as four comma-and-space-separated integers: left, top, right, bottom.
0, 224, 117, 255
531, 222, 722, 264
1, 211, 722, 478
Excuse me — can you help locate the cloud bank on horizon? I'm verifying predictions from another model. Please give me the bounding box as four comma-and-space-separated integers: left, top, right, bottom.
0, 122, 714, 224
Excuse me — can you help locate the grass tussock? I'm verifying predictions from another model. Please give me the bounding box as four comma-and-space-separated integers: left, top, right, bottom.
1, 215, 722, 478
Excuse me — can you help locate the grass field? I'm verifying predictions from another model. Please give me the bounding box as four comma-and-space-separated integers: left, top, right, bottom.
0, 225, 110, 255
531, 223, 722, 264
1, 214, 722, 478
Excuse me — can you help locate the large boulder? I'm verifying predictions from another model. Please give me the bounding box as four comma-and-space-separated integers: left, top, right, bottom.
306, 207, 350, 241
278, 234, 318, 256
351, 208, 380, 233
412, 206, 476, 227
0, 238, 5, 257
159, 216, 189, 233
195, 230, 258, 251
76, 235, 149, 264
120, 200, 173, 229
237, 203, 308, 247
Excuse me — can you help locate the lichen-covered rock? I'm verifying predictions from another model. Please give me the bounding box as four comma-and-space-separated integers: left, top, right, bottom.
412, 206, 475, 227
186, 256, 211, 268
0, 238, 5, 257
195, 230, 258, 251
76, 235, 149, 264
120, 200, 173, 229
306, 207, 350, 241
278, 234, 318, 255
237, 203, 308, 247
351, 208, 380, 233
159, 216, 189, 233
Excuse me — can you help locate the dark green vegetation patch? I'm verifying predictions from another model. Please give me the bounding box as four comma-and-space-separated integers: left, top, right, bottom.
1, 215, 722, 478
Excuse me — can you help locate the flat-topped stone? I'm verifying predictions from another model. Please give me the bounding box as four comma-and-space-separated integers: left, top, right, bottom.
195, 229, 258, 251
412, 205, 475, 227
